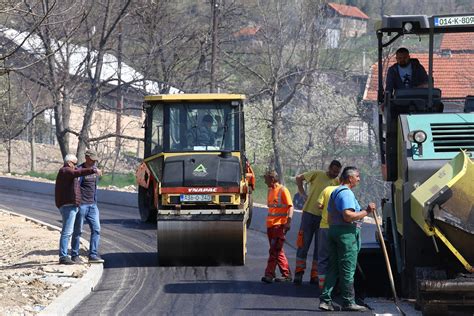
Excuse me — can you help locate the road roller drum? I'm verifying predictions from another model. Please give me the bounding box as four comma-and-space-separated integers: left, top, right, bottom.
157, 215, 247, 265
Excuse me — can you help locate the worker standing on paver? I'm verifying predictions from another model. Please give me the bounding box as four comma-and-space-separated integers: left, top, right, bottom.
294, 160, 341, 285
261, 170, 294, 284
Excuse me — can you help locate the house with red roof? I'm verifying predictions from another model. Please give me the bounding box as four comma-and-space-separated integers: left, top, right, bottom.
324, 2, 369, 48
234, 3, 369, 49
233, 26, 261, 41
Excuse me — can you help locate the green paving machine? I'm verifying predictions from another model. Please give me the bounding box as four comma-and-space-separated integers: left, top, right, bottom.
376, 13, 474, 313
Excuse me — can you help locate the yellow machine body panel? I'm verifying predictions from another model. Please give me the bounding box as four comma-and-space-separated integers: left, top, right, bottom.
411, 151, 474, 271
144, 93, 246, 102
411, 151, 472, 235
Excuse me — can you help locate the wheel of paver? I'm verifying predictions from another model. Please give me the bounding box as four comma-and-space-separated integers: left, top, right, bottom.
138, 185, 157, 223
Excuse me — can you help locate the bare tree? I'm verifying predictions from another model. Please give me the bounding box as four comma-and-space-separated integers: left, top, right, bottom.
0, 0, 57, 64
5, 0, 134, 161
3, 0, 89, 159
0, 70, 19, 172
226, 0, 325, 183
72, 0, 132, 160
126, 1, 211, 93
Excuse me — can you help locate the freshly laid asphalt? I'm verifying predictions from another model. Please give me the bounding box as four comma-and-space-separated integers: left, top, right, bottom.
0, 183, 419, 315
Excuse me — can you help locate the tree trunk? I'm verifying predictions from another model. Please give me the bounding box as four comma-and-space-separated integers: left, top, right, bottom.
54, 101, 69, 158
77, 37, 106, 161
116, 21, 123, 149
62, 90, 71, 153
210, 0, 219, 92
77, 85, 99, 161
30, 116, 36, 172
271, 111, 285, 185
7, 139, 11, 173
111, 143, 121, 183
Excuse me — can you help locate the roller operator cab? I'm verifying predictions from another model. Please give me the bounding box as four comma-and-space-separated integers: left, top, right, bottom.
135, 94, 255, 266
376, 13, 474, 313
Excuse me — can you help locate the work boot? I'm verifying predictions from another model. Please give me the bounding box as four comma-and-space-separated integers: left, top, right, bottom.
88, 255, 105, 263
342, 303, 368, 312
261, 276, 274, 283
319, 301, 335, 311
71, 256, 83, 264
293, 272, 303, 285
59, 256, 74, 265
274, 275, 292, 283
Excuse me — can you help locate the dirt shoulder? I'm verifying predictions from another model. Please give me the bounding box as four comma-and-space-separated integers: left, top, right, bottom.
0, 210, 89, 315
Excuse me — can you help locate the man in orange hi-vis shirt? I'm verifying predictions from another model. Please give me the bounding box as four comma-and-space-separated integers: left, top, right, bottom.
261, 170, 294, 283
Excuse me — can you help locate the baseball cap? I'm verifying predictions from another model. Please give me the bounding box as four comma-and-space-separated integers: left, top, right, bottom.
85, 149, 99, 161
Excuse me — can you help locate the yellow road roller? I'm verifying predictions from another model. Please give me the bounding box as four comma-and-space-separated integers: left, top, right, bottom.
135, 94, 255, 265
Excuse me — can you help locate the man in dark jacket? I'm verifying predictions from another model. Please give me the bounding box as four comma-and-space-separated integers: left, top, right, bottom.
71, 149, 104, 263
55, 154, 98, 264
385, 47, 428, 95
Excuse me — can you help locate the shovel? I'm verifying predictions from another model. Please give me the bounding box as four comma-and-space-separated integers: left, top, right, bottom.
373, 209, 406, 316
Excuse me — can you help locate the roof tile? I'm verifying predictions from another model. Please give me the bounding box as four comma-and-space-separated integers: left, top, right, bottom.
440, 33, 474, 51
327, 2, 369, 20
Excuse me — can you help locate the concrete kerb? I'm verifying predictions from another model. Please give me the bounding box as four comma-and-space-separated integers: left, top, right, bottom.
1, 209, 103, 316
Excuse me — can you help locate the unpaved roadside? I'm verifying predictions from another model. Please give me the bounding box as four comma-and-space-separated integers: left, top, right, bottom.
0, 210, 89, 315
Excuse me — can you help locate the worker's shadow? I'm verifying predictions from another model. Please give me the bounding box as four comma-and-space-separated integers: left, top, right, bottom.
164, 281, 371, 313
22, 249, 57, 257
98, 218, 156, 230
164, 280, 319, 298
102, 252, 158, 268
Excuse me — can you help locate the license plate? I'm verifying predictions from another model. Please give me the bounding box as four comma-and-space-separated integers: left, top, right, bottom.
434, 15, 474, 27
180, 194, 212, 202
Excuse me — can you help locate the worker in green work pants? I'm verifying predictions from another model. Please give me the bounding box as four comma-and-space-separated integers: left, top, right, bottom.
318, 166, 376, 312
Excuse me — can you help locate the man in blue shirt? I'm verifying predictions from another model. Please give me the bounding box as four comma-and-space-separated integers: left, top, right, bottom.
319, 166, 376, 312
71, 149, 104, 264
385, 47, 428, 95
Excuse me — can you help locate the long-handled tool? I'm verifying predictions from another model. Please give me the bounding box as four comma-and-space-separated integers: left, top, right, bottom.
373, 209, 406, 316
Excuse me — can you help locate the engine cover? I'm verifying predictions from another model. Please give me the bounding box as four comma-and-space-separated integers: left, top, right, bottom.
162, 154, 240, 187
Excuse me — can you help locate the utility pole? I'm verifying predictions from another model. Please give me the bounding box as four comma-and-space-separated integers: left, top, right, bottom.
210, 0, 219, 93
362, 50, 366, 75
116, 21, 123, 149
113, 21, 124, 182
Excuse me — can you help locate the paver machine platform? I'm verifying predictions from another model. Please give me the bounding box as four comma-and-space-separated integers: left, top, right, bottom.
135, 94, 255, 265
376, 13, 474, 314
